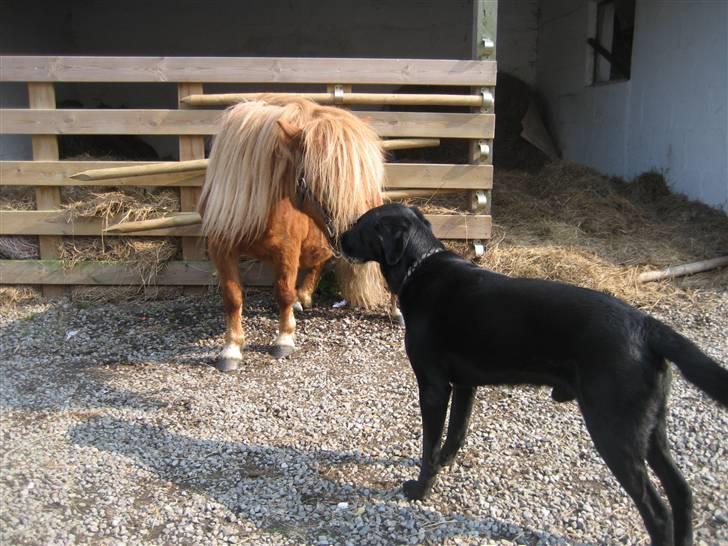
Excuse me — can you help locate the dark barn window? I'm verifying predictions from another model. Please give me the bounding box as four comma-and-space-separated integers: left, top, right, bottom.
588, 0, 635, 83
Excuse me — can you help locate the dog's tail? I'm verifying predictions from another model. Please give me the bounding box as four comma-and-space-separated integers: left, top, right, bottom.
647, 317, 728, 407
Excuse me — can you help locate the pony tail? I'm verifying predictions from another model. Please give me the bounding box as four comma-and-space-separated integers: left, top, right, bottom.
333, 259, 388, 310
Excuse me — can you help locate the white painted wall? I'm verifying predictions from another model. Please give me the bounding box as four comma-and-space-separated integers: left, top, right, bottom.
533, 0, 728, 212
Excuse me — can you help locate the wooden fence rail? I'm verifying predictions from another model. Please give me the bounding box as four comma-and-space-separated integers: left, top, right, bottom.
0, 55, 495, 291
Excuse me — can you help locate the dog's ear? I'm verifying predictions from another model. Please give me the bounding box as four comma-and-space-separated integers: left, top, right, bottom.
379, 217, 413, 266
409, 206, 432, 230
277, 118, 303, 147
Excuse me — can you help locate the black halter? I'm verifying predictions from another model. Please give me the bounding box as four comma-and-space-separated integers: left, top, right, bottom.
295, 176, 340, 257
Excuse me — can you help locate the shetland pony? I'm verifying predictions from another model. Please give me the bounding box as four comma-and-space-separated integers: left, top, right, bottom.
198, 96, 388, 371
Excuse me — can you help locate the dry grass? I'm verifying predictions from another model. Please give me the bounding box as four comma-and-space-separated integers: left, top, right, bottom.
414, 161, 728, 309
60, 237, 179, 287
0, 236, 39, 260
3, 160, 726, 310
62, 186, 180, 226
0, 287, 41, 309
0, 187, 36, 211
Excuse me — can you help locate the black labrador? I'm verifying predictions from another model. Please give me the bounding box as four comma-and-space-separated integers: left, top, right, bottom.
340, 203, 728, 546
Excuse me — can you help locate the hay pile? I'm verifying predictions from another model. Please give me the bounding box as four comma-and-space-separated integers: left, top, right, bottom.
1, 185, 182, 301
417, 161, 728, 308
62, 186, 179, 226
60, 187, 181, 296
0, 188, 39, 260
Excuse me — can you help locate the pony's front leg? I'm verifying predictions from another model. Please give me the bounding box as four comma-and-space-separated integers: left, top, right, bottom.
295, 261, 325, 311
210, 245, 245, 372
272, 254, 300, 359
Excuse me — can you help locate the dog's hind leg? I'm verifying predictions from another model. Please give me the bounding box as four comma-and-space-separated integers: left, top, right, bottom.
439, 386, 476, 467
580, 395, 674, 545
403, 380, 452, 500
647, 407, 693, 546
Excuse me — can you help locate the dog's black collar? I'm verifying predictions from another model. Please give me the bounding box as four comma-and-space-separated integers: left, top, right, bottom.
399, 247, 445, 295
295, 175, 340, 258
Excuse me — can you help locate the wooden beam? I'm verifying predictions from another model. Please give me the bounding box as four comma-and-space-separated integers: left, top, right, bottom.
0, 109, 495, 139
0, 259, 274, 286
1, 161, 492, 190
0, 56, 497, 86
28, 82, 64, 298
182, 91, 485, 108
638, 257, 728, 283
468, 0, 497, 222
68, 138, 441, 181
71, 160, 208, 181
105, 213, 202, 233
1, 211, 491, 240
177, 83, 206, 267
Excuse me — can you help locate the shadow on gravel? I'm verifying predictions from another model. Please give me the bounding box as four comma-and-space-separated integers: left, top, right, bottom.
0, 293, 400, 416
69, 416, 578, 545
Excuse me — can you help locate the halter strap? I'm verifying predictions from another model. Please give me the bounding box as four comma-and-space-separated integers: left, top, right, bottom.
295, 176, 340, 257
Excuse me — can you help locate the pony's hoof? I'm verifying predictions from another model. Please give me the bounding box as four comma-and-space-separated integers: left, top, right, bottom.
215, 358, 240, 372
292, 301, 304, 313
271, 345, 295, 359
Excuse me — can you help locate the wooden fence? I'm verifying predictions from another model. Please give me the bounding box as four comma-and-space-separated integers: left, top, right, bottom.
0, 56, 495, 294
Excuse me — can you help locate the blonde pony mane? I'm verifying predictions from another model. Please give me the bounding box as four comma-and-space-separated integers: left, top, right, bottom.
198, 96, 384, 250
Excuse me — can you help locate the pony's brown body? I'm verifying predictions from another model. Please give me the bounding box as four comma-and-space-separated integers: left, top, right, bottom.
199, 96, 387, 371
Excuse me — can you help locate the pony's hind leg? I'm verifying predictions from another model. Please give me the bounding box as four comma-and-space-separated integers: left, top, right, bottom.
271, 247, 301, 359
210, 244, 245, 372
390, 292, 405, 327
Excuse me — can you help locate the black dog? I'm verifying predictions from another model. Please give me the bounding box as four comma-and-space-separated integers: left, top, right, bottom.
340, 203, 728, 546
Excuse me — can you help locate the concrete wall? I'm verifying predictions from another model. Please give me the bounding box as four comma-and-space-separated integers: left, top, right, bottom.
0, 2, 72, 160
533, 0, 728, 212
496, 0, 540, 85
0, 0, 474, 160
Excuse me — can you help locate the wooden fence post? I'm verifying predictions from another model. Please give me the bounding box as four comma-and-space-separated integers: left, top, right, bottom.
469, 0, 497, 256
178, 83, 207, 293
28, 82, 65, 298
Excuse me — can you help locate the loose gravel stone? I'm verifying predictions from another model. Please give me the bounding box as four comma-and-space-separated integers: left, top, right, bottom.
0, 289, 726, 545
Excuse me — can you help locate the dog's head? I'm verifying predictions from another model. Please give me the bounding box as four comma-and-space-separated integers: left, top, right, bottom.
340, 203, 441, 292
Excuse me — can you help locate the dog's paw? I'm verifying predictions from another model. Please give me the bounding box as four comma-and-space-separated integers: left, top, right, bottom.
402, 480, 427, 501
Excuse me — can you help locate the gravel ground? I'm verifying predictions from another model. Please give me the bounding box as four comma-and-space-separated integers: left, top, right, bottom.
1, 288, 726, 546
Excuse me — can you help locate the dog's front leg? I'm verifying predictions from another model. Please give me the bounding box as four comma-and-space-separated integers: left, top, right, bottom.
439, 385, 476, 466
403, 381, 451, 501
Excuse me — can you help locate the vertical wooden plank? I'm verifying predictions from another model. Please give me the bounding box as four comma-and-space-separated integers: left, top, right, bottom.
28, 82, 65, 298
468, 0, 497, 223
178, 83, 207, 293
